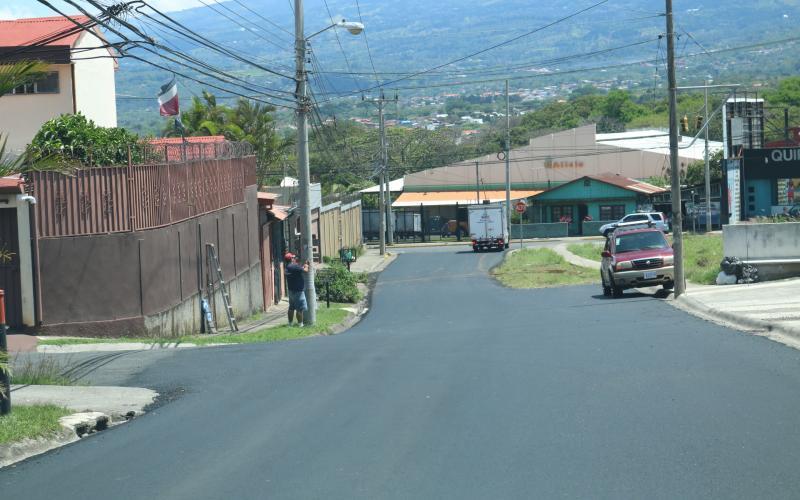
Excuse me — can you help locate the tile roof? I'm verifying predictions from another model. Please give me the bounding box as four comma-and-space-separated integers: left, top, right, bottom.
0, 175, 24, 194
588, 174, 666, 195
148, 136, 227, 146
0, 16, 92, 47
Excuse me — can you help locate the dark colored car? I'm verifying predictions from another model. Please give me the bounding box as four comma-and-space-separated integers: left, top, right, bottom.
600, 226, 675, 298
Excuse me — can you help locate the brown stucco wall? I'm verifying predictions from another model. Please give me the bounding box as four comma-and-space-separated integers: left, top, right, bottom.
37, 185, 262, 336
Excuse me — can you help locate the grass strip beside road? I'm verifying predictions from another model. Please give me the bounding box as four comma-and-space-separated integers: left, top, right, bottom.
0, 405, 71, 445
493, 248, 597, 288
567, 242, 603, 262
38, 305, 352, 347
682, 233, 723, 285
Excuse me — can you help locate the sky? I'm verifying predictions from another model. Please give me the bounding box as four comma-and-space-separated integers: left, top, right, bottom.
0, 0, 199, 19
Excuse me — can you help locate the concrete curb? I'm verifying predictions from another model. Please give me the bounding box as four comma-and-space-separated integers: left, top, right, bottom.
0, 388, 155, 469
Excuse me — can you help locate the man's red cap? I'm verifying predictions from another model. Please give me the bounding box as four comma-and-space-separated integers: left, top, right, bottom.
284, 252, 295, 262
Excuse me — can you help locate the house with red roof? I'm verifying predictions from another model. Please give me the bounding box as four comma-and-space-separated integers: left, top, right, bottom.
0, 15, 118, 154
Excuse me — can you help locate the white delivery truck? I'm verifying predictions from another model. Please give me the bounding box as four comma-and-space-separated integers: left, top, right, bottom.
468, 202, 509, 252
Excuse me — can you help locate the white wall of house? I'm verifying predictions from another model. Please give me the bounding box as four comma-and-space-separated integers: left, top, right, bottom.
0, 64, 74, 155
72, 30, 117, 128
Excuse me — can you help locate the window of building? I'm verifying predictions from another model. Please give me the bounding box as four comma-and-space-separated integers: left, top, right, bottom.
599, 205, 626, 221
552, 205, 573, 222
11, 72, 60, 95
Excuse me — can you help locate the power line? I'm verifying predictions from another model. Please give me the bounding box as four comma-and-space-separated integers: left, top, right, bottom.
35, 0, 297, 109
321, 0, 610, 100
196, 0, 291, 53
314, 37, 659, 79
320, 34, 800, 93
320, 0, 363, 92
353, 0, 380, 87
226, 0, 295, 39
133, 0, 295, 81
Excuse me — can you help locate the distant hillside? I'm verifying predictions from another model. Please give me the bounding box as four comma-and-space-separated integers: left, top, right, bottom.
115, 0, 800, 133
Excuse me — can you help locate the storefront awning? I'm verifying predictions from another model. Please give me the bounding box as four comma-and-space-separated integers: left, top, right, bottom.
393, 190, 542, 207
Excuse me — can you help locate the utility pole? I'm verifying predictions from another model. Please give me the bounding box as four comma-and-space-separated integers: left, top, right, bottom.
666, 0, 685, 297
378, 167, 386, 255
505, 80, 511, 235
704, 82, 712, 232
475, 161, 480, 203
365, 92, 398, 252
295, 0, 317, 324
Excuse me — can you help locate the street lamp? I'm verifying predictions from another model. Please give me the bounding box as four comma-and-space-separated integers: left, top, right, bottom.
295, 4, 363, 325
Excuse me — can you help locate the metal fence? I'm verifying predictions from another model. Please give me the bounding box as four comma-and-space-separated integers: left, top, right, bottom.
29, 155, 257, 238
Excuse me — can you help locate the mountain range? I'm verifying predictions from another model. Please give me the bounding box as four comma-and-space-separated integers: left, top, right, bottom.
114, 0, 800, 133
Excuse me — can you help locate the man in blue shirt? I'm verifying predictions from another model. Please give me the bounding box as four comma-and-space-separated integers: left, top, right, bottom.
284, 253, 309, 327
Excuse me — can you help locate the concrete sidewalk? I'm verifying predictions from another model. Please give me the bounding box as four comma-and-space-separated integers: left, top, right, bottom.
11, 385, 158, 420
674, 279, 800, 344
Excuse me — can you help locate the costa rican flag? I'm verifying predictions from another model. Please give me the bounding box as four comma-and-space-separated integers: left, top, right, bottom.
157, 77, 179, 116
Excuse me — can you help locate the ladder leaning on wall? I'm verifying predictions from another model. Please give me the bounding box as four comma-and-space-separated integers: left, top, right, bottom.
204, 243, 238, 333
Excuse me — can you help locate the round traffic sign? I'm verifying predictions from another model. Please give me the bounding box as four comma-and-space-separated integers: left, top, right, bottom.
515, 201, 527, 213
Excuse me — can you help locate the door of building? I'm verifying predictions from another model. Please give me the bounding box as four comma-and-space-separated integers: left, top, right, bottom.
745, 179, 772, 218
0, 208, 22, 328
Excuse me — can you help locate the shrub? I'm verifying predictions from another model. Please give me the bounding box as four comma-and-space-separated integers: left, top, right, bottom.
316, 262, 362, 303
27, 113, 142, 167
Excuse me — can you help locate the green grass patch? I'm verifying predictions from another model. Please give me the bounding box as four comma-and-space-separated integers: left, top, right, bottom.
0, 405, 71, 445
492, 248, 598, 288
10, 355, 74, 386
567, 242, 604, 262
682, 233, 723, 285
184, 306, 350, 345
38, 305, 353, 347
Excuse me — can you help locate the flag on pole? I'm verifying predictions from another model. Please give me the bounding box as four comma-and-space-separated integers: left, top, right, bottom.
157, 77, 179, 116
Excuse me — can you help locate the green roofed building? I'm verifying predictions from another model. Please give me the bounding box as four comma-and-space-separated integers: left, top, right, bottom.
528, 174, 667, 236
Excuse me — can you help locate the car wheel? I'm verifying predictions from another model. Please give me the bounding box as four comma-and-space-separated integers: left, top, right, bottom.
504, 243, 510, 249
662, 280, 674, 290
610, 277, 624, 298
601, 273, 612, 297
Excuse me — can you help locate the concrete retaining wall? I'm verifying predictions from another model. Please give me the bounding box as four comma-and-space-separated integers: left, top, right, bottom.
723, 222, 800, 280
510, 223, 568, 239
143, 263, 263, 337
723, 222, 800, 259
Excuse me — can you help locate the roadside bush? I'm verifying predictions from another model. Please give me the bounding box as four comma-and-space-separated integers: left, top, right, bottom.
27, 113, 142, 167
316, 262, 362, 303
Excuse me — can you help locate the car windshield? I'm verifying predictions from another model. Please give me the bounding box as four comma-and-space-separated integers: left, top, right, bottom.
615, 231, 669, 253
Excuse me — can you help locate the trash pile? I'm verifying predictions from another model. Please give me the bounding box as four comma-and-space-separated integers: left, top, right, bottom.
717, 256, 760, 285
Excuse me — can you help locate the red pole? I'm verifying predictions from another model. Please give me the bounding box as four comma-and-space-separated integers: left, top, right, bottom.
0, 289, 10, 415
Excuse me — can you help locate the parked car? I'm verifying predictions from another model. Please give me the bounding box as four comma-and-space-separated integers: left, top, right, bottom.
600, 225, 675, 298
599, 212, 668, 237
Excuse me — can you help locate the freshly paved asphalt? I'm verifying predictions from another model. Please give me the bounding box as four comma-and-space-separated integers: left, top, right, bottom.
5, 246, 800, 498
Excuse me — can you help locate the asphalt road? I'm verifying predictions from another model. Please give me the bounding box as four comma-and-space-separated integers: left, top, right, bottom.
5, 246, 800, 499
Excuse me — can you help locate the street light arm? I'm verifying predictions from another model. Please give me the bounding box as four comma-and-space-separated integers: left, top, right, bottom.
306, 20, 364, 40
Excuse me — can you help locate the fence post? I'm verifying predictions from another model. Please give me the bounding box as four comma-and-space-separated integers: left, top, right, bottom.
0, 289, 10, 416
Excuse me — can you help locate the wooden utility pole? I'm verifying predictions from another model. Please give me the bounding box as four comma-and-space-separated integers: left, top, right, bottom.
666, 0, 685, 296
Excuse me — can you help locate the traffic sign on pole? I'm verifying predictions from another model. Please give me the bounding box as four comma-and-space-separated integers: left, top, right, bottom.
515, 201, 527, 214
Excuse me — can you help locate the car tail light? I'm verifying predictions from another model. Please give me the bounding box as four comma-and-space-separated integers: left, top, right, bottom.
497, 238, 504, 245
615, 260, 633, 271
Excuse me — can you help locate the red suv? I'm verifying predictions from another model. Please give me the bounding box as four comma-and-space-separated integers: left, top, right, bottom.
600, 226, 675, 298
